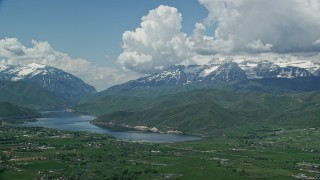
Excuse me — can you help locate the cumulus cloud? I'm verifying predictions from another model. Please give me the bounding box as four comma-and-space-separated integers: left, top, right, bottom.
0, 38, 138, 91
246, 40, 273, 52
5, 1, 320, 87
117, 5, 192, 74
188, 22, 233, 55
0, 38, 26, 56
118, 2, 320, 74
197, 0, 320, 54
313, 39, 320, 46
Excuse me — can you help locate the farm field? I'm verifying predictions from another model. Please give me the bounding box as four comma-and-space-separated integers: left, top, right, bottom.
1, 126, 320, 179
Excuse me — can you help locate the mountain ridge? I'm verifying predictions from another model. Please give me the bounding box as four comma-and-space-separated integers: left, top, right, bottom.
0, 63, 96, 103
103, 60, 319, 93
90, 89, 320, 136
72, 59, 320, 137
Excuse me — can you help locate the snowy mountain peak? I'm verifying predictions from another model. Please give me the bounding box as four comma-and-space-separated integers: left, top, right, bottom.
274, 60, 320, 74
207, 58, 236, 66
0, 63, 96, 102
204, 61, 247, 82
253, 61, 314, 79
0, 63, 52, 81
27, 63, 47, 69
108, 59, 320, 91
109, 61, 248, 90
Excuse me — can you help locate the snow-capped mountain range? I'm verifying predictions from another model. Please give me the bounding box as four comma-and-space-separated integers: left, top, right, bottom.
238, 60, 318, 79
1, 60, 319, 96
108, 59, 320, 90
0, 63, 96, 102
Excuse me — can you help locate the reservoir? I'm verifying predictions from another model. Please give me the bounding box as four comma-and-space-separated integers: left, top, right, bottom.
20, 110, 202, 143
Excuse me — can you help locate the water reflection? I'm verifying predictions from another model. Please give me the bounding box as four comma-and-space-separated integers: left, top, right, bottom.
20, 111, 202, 143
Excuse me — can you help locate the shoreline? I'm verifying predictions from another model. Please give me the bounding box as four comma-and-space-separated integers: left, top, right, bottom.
91, 120, 206, 138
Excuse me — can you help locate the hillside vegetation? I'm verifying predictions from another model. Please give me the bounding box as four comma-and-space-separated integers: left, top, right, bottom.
0, 81, 66, 108
76, 86, 320, 137
0, 102, 40, 122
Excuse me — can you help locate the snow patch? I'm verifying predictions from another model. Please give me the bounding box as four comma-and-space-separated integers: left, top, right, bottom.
199, 66, 219, 77
274, 60, 320, 73
17, 67, 36, 77
27, 63, 46, 69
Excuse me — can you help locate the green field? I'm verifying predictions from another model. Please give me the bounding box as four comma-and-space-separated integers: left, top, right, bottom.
1, 126, 319, 179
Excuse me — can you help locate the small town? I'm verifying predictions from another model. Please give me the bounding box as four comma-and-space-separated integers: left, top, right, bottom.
1, 126, 320, 179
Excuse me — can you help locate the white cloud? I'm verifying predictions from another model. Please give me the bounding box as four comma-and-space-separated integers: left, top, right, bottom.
0, 38, 26, 56
0, 38, 138, 91
246, 40, 273, 52
118, 2, 320, 74
4, 1, 320, 89
117, 5, 192, 74
197, 0, 320, 54
313, 39, 320, 46
187, 22, 233, 55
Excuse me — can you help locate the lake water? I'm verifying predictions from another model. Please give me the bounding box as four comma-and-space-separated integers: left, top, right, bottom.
19, 110, 202, 143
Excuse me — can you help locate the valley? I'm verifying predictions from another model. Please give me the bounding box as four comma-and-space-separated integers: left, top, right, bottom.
2, 1, 320, 179
19, 110, 201, 143
1, 60, 320, 179
1, 126, 320, 179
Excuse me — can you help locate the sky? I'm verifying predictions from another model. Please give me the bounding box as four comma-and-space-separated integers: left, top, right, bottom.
1, 0, 320, 91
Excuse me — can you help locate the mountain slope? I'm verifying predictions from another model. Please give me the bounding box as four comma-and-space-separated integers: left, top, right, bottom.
253, 61, 313, 78
77, 59, 320, 137
0, 80, 65, 107
96, 102, 234, 135
0, 63, 96, 103
267, 92, 320, 128
233, 76, 320, 93
102, 60, 319, 94
0, 102, 40, 120
85, 88, 320, 136
106, 61, 247, 93
203, 62, 247, 82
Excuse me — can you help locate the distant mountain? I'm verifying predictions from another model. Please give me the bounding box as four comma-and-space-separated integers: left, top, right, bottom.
314, 69, 320, 76
105, 60, 319, 93
107, 61, 248, 92
76, 59, 320, 137
0, 63, 96, 103
242, 60, 314, 78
